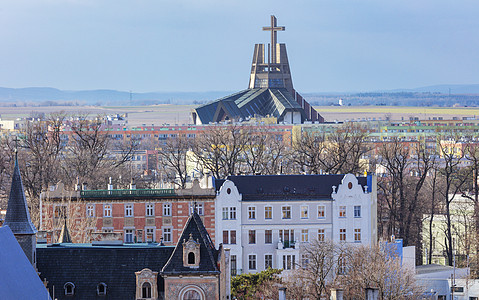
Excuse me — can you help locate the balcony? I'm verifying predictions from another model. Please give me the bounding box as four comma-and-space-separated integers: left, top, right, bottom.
80, 189, 176, 198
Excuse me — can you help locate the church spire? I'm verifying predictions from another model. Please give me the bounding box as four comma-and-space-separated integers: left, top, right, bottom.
3, 149, 37, 235
58, 217, 72, 243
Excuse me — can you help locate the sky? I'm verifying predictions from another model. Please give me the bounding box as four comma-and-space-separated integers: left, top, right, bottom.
1, 0, 479, 93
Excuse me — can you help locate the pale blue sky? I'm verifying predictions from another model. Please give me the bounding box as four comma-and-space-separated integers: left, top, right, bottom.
1, 0, 479, 93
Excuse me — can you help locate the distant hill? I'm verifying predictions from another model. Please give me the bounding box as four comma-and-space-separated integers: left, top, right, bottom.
383, 84, 479, 94
0, 87, 232, 106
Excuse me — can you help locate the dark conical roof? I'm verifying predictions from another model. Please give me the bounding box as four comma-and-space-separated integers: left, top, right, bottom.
58, 218, 72, 243
3, 156, 37, 235
161, 211, 219, 275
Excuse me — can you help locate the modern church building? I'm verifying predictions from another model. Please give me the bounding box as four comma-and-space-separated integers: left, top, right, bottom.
192, 16, 323, 125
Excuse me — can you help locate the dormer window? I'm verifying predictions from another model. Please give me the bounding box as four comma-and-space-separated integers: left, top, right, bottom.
64, 282, 75, 296
135, 268, 158, 300
183, 233, 200, 268
188, 252, 195, 264
97, 282, 107, 296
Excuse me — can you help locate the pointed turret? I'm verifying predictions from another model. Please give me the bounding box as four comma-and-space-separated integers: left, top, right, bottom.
3, 152, 37, 266
3, 155, 37, 235
58, 217, 72, 243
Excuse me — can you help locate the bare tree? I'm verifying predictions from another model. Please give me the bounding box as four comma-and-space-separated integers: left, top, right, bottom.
157, 135, 192, 188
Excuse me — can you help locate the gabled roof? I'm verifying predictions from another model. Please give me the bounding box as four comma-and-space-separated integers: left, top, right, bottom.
0, 226, 50, 299
193, 88, 306, 124
3, 156, 37, 235
161, 212, 219, 275
216, 174, 368, 201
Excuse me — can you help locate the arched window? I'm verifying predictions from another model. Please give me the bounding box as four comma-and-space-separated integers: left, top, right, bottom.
142, 282, 152, 299
64, 282, 75, 296
188, 252, 195, 264
97, 282, 107, 296
183, 289, 201, 300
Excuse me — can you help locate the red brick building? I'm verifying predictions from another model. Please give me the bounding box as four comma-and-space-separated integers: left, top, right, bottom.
40, 180, 216, 245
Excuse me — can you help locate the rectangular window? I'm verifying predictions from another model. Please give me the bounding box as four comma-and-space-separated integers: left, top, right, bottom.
249, 230, 256, 244
125, 229, 133, 243
223, 230, 229, 244
146, 204, 154, 217
265, 254, 273, 269
301, 229, 309, 242
340, 228, 346, 241
265, 230, 272, 244
230, 230, 236, 244
137, 229, 143, 243
282, 206, 291, 219
282, 255, 296, 270
231, 255, 237, 276
300, 205, 309, 219
222, 207, 229, 220
339, 206, 346, 218
301, 254, 309, 268
354, 205, 361, 218
249, 254, 257, 270
264, 206, 272, 219
318, 205, 325, 218
248, 206, 256, 219
229, 207, 236, 219
163, 203, 171, 216
318, 229, 325, 242
86, 204, 95, 217
163, 228, 172, 243
354, 228, 361, 242
125, 204, 133, 217
279, 229, 294, 247
195, 203, 204, 215
104, 204, 112, 217
146, 228, 155, 242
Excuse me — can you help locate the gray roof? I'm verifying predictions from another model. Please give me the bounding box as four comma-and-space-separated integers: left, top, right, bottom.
37, 243, 174, 299
3, 156, 37, 235
161, 212, 219, 275
194, 88, 306, 124
57, 218, 72, 243
216, 174, 369, 201
0, 226, 50, 300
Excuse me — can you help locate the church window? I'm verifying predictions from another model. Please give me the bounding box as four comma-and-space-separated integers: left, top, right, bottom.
97, 282, 107, 296
64, 282, 75, 295
183, 289, 201, 300
142, 282, 152, 298
188, 252, 195, 264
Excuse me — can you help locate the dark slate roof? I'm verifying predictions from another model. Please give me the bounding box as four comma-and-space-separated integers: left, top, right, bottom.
3, 156, 37, 234
215, 174, 368, 201
161, 212, 219, 275
37, 244, 174, 300
0, 226, 51, 299
194, 88, 305, 124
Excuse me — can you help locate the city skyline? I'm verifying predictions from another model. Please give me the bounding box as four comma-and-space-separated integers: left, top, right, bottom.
2, 0, 479, 93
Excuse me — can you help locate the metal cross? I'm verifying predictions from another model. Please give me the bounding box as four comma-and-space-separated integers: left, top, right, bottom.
262, 15, 285, 64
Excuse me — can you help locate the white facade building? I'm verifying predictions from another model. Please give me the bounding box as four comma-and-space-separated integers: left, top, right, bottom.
214, 174, 377, 275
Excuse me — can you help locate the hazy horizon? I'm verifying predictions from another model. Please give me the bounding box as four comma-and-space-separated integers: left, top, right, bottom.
2, 1, 479, 93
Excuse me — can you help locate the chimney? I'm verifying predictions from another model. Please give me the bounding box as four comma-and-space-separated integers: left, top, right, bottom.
108, 177, 113, 190
74, 177, 80, 191
278, 287, 286, 300
365, 288, 379, 300
82, 182, 88, 191
330, 288, 344, 300
130, 178, 136, 190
